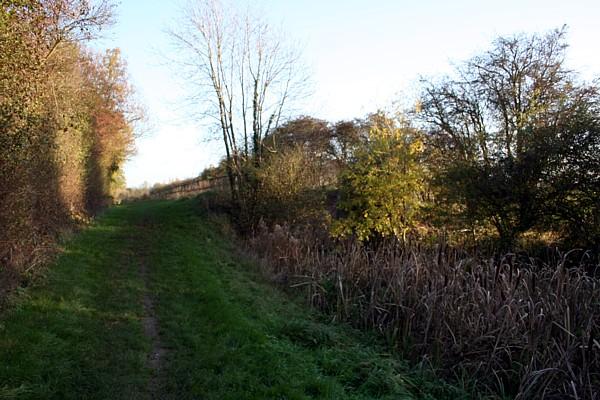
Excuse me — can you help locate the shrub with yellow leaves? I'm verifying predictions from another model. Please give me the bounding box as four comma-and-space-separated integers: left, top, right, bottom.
332, 112, 427, 241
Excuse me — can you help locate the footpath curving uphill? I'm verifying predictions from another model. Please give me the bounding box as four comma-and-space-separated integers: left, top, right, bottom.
0, 198, 468, 400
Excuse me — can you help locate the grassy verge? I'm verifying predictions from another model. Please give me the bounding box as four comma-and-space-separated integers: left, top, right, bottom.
0, 198, 470, 399
0, 205, 150, 399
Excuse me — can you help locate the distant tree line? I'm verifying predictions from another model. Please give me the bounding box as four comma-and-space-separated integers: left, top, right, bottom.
193, 25, 599, 250
1, 0, 139, 280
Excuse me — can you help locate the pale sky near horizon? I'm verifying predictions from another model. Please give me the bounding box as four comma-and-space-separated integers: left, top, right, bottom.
92, 0, 600, 188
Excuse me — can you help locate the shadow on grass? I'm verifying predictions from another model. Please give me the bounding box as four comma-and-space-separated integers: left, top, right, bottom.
0, 205, 150, 400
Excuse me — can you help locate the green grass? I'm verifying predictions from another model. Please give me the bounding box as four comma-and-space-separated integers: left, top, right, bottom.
0, 205, 149, 399
0, 198, 470, 399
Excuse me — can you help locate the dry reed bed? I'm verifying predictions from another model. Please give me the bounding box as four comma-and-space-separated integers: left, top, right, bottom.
249, 223, 600, 399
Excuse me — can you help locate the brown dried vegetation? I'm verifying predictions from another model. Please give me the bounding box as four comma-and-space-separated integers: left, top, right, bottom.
249, 224, 599, 399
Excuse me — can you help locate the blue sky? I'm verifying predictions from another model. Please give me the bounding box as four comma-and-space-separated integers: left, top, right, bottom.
93, 0, 600, 187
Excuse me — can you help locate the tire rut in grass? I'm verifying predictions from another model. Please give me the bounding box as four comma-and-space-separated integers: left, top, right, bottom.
137, 217, 167, 398
142, 262, 166, 392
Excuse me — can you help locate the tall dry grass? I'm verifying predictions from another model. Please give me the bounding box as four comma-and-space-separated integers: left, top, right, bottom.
249, 222, 600, 399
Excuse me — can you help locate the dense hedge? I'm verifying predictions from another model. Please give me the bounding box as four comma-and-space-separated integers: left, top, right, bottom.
0, 1, 136, 287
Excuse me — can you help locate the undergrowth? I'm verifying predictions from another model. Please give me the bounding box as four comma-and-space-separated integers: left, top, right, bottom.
246, 220, 600, 399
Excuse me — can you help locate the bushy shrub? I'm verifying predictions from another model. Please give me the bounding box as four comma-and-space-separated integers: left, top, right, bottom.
420, 28, 600, 248
332, 113, 427, 241
252, 146, 329, 226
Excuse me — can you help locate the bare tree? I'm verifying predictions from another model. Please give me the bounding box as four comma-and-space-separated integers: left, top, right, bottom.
170, 0, 308, 205
419, 28, 600, 245
4, 0, 115, 60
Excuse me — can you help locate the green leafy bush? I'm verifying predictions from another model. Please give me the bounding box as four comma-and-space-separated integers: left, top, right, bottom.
332, 113, 427, 241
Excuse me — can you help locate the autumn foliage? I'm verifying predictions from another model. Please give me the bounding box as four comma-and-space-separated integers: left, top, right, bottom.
0, 1, 136, 290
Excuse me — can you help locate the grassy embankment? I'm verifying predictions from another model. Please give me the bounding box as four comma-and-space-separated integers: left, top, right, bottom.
0, 199, 470, 399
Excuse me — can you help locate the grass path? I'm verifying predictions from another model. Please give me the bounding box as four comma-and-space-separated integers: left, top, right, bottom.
0, 199, 468, 399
